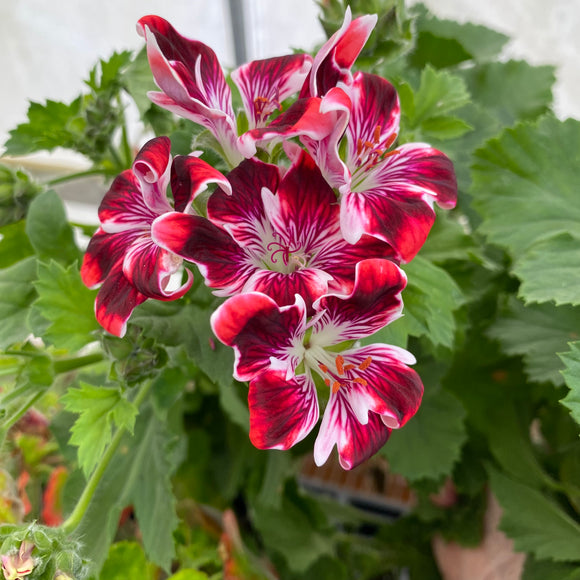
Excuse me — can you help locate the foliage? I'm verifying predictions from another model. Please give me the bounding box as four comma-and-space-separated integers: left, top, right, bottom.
1, 1, 579, 579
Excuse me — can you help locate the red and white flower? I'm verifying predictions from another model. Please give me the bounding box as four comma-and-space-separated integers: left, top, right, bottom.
81, 137, 230, 337
211, 259, 423, 470
137, 15, 336, 167
152, 150, 394, 313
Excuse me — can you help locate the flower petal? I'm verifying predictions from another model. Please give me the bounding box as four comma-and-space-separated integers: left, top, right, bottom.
312, 258, 406, 344
237, 97, 338, 158
171, 154, 231, 213
93, 264, 147, 337
122, 233, 193, 300
303, 7, 377, 97
339, 344, 423, 429
131, 136, 173, 214
97, 171, 158, 233
207, 159, 280, 246
137, 15, 240, 164
314, 391, 390, 470
210, 292, 306, 382
249, 371, 319, 450
151, 212, 255, 296
232, 54, 312, 129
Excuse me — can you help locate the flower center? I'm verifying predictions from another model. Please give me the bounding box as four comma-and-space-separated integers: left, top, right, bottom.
264, 232, 309, 273
351, 126, 400, 191
317, 353, 373, 394
253, 91, 281, 126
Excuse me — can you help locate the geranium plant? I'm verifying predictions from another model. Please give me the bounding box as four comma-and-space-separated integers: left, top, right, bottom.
1, 1, 579, 578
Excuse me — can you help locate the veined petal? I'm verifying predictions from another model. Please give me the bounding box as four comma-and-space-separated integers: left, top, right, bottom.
207, 159, 280, 246
122, 233, 193, 300
151, 212, 256, 296
314, 391, 390, 470
232, 54, 312, 129
237, 97, 338, 158
301, 86, 352, 191
344, 72, 400, 172
98, 170, 158, 233
312, 258, 406, 344
249, 371, 319, 450
81, 228, 138, 288
303, 7, 377, 97
93, 264, 148, 338
137, 16, 240, 164
131, 136, 173, 214
210, 292, 307, 382
338, 345, 423, 429
171, 154, 231, 213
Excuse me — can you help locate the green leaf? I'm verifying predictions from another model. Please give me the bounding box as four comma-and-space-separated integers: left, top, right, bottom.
99, 541, 152, 580
0, 164, 44, 227
62, 382, 138, 476
74, 406, 180, 571
87, 51, 132, 93
0, 257, 38, 349
523, 556, 580, 580
488, 298, 580, 386
488, 467, 580, 561
124, 48, 160, 118
25, 190, 80, 265
462, 61, 555, 126
383, 387, 466, 481
167, 571, 209, 580
414, 10, 509, 63
473, 116, 580, 253
410, 66, 470, 126
402, 256, 462, 348
4, 99, 84, 155
514, 235, 580, 306
420, 115, 473, 140
0, 220, 35, 268
559, 342, 580, 427
31, 261, 99, 350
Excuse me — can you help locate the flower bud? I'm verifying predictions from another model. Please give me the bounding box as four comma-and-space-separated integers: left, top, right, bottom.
1, 540, 35, 580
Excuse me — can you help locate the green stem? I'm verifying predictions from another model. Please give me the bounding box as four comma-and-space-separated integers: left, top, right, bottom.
118, 96, 133, 167
53, 353, 104, 374
61, 380, 153, 535
108, 143, 125, 172
1, 391, 46, 432
46, 169, 111, 186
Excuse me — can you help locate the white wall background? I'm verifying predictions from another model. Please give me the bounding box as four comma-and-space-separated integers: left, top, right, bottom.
1, 0, 579, 149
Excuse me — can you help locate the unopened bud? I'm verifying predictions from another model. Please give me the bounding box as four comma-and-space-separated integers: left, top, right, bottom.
1, 540, 35, 580
54, 571, 73, 580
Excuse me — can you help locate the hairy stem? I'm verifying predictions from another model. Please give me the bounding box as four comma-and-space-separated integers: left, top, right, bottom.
61, 380, 153, 535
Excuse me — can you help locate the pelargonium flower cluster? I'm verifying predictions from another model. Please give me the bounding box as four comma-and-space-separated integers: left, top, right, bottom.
81, 8, 457, 469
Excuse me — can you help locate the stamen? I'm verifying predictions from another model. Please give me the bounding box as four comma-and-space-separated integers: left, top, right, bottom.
384, 132, 398, 149
373, 125, 381, 143
335, 355, 344, 375
343, 364, 356, 372
319, 363, 329, 373
324, 378, 331, 387
353, 377, 368, 386
332, 381, 341, 394
364, 140, 374, 150
358, 356, 372, 371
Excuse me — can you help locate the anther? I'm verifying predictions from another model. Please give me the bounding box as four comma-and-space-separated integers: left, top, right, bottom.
353, 377, 368, 386
384, 132, 397, 149
332, 381, 341, 394
373, 125, 381, 143
335, 355, 344, 375
319, 363, 329, 374
358, 356, 372, 370
343, 364, 356, 372
324, 378, 331, 387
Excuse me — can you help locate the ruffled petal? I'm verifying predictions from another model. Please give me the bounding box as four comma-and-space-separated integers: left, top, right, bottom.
344, 72, 400, 173
237, 97, 338, 158
151, 212, 256, 296
171, 154, 231, 213
232, 54, 312, 129
81, 228, 139, 288
313, 391, 390, 470
207, 159, 280, 246
210, 292, 307, 382
312, 258, 406, 344
137, 16, 240, 164
122, 233, 193, 300
302, 7, 377, 97
249, 371, 319, 450
338, 345, 423, 429
131, 136, 173, 215
93, 264, 148, 338
97, 171, 157, 233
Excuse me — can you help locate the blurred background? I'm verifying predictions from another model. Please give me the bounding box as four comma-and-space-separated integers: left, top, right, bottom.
1, 0, 579, 150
